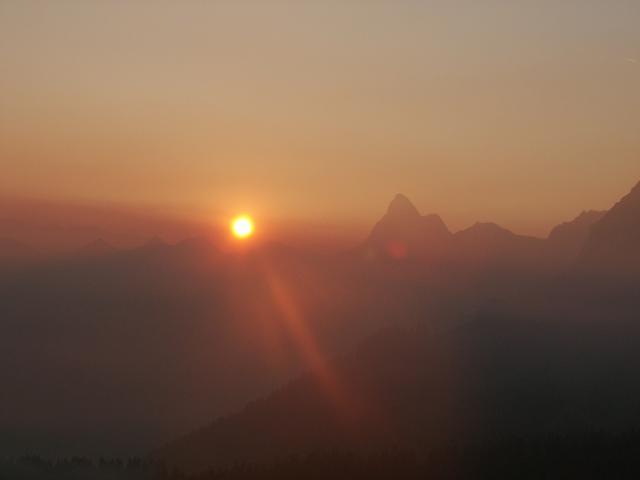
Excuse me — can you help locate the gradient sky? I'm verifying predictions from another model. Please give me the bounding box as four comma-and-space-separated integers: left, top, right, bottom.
1, 1, 639, 241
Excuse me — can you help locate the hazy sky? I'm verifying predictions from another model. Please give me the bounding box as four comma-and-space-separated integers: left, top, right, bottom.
1, 1, 639, 238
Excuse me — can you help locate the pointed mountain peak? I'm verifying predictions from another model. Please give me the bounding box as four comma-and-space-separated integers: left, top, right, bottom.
387, 194, 420, 218
366, 195, 451, 260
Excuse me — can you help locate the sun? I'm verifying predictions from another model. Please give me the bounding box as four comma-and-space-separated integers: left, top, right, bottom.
231, 215, 254, 239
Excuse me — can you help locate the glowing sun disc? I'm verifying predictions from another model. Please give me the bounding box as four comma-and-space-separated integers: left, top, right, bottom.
231, 215, 254, 239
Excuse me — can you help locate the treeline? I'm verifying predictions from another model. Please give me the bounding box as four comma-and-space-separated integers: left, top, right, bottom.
4, 431, 640, 479
0, 455, 156, 480
166, 431, 640, 480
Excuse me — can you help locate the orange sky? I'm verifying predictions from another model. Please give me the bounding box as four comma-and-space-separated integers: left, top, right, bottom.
1, 1, 639, 244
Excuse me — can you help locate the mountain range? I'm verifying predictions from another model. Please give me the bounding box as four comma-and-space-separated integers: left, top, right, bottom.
2, 183, 627, 273
579, 181, 640, 271
1, 180, 640, 462
152, 181, 640, 472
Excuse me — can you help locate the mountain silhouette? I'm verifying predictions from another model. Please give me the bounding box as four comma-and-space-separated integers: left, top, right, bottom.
366, 194, 451, 260
548, 210, 606, 260
579, 181, 640, 271
365, 196, 549, 270
386, 193, 421, 218
5, 181, 640, 461
154, 181, 640, 472
452, 222, 546, 269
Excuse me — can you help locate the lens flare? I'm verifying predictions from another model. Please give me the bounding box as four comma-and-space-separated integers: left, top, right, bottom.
231, 215, 254, 239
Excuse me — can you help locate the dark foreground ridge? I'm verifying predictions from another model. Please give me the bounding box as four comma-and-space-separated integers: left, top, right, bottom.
5, 431, 640, 479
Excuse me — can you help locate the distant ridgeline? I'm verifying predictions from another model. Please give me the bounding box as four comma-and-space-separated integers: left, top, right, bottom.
154, 181, 640, 473
1, 181, 640, 472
